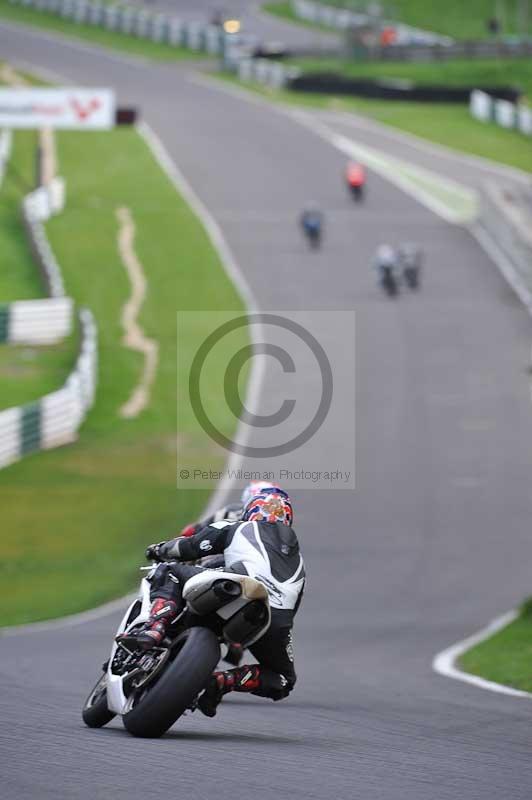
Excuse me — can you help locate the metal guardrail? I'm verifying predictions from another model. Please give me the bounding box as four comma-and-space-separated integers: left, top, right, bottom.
291, 0, 453, 45
0, 159, 98, 469
0, 307, 98, 468
237, 58, 301, 89
470, 90, 532, 137
21, 179, 68, 299
358, 40, 532, 62
0, 129, 12, 186
9, 0, 240, 56
0, 297, 73, 344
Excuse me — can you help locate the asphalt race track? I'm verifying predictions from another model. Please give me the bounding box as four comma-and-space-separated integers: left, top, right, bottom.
2, 18, 532, 800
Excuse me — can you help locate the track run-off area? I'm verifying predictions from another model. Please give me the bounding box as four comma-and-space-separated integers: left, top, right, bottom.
2, 17, 532, 800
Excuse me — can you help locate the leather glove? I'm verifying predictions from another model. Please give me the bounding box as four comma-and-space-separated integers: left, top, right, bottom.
145, 542, 167, 562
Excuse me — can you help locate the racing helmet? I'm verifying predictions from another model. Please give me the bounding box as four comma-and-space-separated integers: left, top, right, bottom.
241, 480, 279, 507
242, 490, 293, 527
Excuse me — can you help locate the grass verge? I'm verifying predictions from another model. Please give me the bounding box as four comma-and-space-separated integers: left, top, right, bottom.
0, 0, 204, 61
459, 600, 532, 692
214, 73, 532, 173
262, 1, 337, 32
287, 57, 532, 102
0, 125, 246, 627
275, 0, 532, 40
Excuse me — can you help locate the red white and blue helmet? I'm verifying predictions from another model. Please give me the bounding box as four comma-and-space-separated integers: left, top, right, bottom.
241, 481, 280, 507
242, 490, 293, 527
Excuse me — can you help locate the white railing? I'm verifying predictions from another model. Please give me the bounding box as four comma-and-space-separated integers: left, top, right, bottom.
291, 0, 453, 45
237, 58, 301, 89
470, 90, 532, 137
8, 0, 238, 56
21, 177, 67, 298
0, 129, 12, 186
2, 297, 73, 344
0, 308, 98, 467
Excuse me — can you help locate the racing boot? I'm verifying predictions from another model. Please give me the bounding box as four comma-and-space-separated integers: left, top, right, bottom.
116, 598, 178, 651
197, 665, 261, 718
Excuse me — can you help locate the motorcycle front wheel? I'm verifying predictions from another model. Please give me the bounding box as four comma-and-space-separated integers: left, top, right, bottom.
122, 626, 220, 738
82, 673, 116, 728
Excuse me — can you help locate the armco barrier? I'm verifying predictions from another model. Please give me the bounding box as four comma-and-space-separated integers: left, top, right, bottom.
470, 90, 532, 137
21, 178, 67, 298
0, 297, 73, 344
0, 87, 75, 343
8, 0, 233, 57
352, 39, 532, 62
291, 0, 452, 45
0, 129, 12, 186
0, 307, 97, 468
237, 58, 301, 89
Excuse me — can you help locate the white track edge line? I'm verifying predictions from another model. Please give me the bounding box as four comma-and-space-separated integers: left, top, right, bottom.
470, 222, 532, 316
432, 609, 532, 698
319, 109, 531, 186
1, 120, 264, 635
193, 72, 530, 186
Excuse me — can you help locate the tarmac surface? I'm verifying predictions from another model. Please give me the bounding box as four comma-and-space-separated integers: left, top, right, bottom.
2, 18, 532, 800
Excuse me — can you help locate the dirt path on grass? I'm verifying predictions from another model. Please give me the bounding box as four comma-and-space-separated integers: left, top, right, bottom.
115, 205, 159, 419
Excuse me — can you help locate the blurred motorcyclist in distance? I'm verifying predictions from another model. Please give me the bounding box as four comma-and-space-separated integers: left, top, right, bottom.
300, 205, 323, 248
345, 161, 366, 200
118, 489, 305, 718
398, 242, 423, 290
374, 243, 399, 297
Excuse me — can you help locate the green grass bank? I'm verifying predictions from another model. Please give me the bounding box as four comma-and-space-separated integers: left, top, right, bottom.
215, 74, 532, 173
286, 58, 532, 102
460, 600, 532, 692
264, 0, 532, 40
0, 125, 246, 627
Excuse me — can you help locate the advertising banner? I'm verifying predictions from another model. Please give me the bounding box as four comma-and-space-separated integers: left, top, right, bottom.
0, 88, 115, 129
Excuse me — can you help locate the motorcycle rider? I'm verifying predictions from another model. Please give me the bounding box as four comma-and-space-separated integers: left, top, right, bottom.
345, 160, 366, 198
118, 489, 305, 718
398, 242, 423, 290
180, 480, 281, 538
300, 205, 323, 247
373, 243, 398, 293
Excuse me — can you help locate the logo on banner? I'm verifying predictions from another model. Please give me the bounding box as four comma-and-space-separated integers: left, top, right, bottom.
69, 97, 103, 122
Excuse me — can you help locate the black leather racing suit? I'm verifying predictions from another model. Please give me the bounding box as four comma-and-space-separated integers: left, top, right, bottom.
150, 519, 305, 700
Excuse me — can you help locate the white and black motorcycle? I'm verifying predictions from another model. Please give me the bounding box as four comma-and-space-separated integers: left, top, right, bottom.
82, 566, 271, 738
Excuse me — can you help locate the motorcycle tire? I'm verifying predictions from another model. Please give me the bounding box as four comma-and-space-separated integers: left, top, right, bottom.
382, 279, 398, 297
404, 268, 419, 290
82, 673, 116, 728
122, 627, 221, 738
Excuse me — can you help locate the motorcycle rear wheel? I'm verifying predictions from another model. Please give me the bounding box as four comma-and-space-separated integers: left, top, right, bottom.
122, 626, 220, 738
